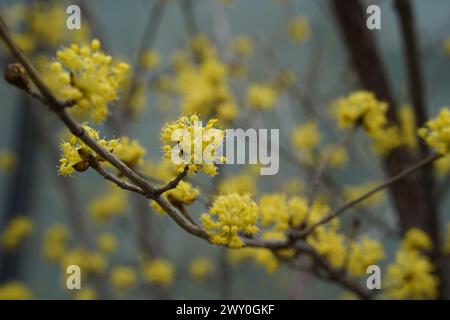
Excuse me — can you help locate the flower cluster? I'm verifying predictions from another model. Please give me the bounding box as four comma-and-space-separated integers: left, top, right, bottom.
173, 35, 238, 122
41, 224, 70, 262
114, 136, 146, 167
88, 185, 127, 223
1, 216, 33, 251
60, 247, 107, 274
160, 114, 225, 177
419, 107, 450, 155
46, 39, 129, 122
188, 257, 214, 280
288, 16, 310, 43
228, 247, 279, 274
96, 233, 118, 255
0, 281, 32, 300
0, 150, 18, 173
333, 91, 402, 155
245, 83, 278, 110
291, 121, 321, 151
110, 266, 136, 292
58, 124, 122, 176
141, 258, 175, 287
384, 228, 438, 299
202, 193, 259, 249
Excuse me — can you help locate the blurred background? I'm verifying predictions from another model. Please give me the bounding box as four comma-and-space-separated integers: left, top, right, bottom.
0, 0, 450, 299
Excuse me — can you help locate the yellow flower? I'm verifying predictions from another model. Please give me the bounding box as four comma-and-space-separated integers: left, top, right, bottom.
110, 266, 136, 292
189, 257, 214, 280
288, 16, 310, 43
60, 248, 107, 274
232, 35, 254, 57
58, 123, 122, 176
151, 180, 200, 214
141, 258, 175, 287
347, 237, 385, 277
1, 216, 33, 251
0, 150, 18, 173
88, 185, 126, 223
140, 50, 160, 70
41, 224, 70, 262
228, 247, 279, 273
114, 136, 146, 167
307, 227, 346, 268
370, 125, 403, 155
401, 228, 432, 251
384, 249, 438, 299
0, 281, 32, 300
46, 39, 129, 122
419, 107, 450, 155
96, 233, 118, 255
160, 114, 226, 177
333, 91, 388, 134
434, 155, 450, 176
291, 122, 321, 151
201, 193, 259, 249
320, 145, 348, 168
246, 84, 278, 110
259, 193, 289, 231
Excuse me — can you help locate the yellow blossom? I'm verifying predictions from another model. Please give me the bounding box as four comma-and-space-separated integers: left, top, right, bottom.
0, 281, 32, 300
46, 39, 129, 122
347, 237, 385, 277
291, 122, 321, 151
60, 248, 107, 274
384, 249, 438, 299
96, 233, 118, 255
0, 150, 18, 173
418, 107, 450, 155
160, 114, 226, 177
140, 50, 160, 70
88, 185, 126, 223
114, 136, 146, 167
141, 258, 175, 287
228, 247, 279, 273
333, 91, 388, 134
1, 216, 33, 251
110, 266, 136, 292
201, 193, 259, 249
188, 257, 214, 280
401, 228, 432, 251
41, 224, 70, 262
246, 84, 278, 110
232, 35, 254, 57
288, 16, 310, 43
58, 123, 122, 176
320, 145, 348, 168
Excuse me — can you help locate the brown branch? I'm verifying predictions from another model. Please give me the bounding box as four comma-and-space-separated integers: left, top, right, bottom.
154, 166, 189, 195
299, 153, 441, 237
